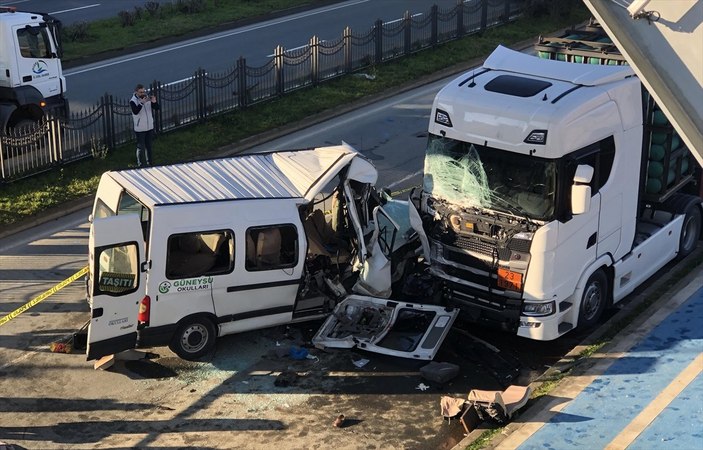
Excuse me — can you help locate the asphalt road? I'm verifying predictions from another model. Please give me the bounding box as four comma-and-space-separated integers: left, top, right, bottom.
56, 0, 468, 111
1, 0, 189, 25
0, 51, 598, 449
2, 5, 696, 448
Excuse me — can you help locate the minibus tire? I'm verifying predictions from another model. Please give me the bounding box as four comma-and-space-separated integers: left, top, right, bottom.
169, 316, 217, 360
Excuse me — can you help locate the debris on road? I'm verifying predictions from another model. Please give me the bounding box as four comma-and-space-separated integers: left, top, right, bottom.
333, 414, 345, 427
420, 361, 459, 384
274, 370, 299, 387
352, 357, 369, 368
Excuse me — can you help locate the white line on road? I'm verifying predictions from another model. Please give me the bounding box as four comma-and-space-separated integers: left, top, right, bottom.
266, 40, 327, 58
386, 170, 422, 189
264, 75, 453, 152
0, 0, 30, 5
385, 13, 422, 25
50, 4, 100, 15
65, 0, 370, 77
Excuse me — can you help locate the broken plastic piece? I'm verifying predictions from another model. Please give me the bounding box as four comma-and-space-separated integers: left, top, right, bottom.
420, 361, 460, 384
352, 358, 369, 368
289, 346, 309, 360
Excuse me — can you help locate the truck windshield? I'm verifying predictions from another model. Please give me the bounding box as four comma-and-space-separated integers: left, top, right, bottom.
423, 134, 557, 221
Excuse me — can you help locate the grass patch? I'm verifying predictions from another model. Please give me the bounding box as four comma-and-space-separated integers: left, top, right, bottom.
0, 4, 590, 226
465, 428, 502, 450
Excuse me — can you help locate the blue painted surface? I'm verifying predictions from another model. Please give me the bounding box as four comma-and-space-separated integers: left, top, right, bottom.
517, 286, 703, 450
629, 372, 703, 450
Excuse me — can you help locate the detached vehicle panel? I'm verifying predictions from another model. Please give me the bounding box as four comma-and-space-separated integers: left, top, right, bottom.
312, 295, 458, 360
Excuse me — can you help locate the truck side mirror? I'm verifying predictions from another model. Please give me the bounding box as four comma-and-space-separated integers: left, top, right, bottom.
571, 164, 594, 215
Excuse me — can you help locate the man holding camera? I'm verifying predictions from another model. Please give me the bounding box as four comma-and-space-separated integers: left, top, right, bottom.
130, 83, 160, 167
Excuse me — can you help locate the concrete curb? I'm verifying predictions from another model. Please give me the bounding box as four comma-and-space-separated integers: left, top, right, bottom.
453, 246, 703, 450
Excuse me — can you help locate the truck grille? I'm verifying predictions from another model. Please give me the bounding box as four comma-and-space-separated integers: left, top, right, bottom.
508, 238, 531, 253
444, 247, 495, 269
453, 235, 496, 257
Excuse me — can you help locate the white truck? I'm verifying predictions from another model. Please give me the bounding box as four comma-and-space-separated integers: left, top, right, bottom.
86, 144, 458, 361
0, 7, 68, 132
419, 22, 702, 341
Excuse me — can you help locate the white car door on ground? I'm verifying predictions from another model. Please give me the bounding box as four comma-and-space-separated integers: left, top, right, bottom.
312, 294, 458, 360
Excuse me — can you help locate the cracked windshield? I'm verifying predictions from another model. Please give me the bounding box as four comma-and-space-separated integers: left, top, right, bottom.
423, 134, 557, 221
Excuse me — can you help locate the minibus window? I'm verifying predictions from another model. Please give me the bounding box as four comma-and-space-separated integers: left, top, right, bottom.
165, 230, 234, 279
117, 192, 150, 241
96, 243, 139, 295
94, 199, 114, 219
245, 224, 298, 271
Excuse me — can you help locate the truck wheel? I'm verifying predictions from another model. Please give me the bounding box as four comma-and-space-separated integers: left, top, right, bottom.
677, 202, 701, 259
578, 270, 608, 329
169, 316, 217, 360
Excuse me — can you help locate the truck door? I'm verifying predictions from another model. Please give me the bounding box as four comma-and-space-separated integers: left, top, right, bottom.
86, 214, 146, 360
12, 23, 62, 98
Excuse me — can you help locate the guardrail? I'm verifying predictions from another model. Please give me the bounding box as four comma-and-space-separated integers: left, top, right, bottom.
0, 0, 522, 182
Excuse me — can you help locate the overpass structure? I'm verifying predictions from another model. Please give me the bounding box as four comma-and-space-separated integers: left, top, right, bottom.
583, 0, 703, 166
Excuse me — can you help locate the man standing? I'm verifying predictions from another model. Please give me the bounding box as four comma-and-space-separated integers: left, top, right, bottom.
130, 84, 160, 167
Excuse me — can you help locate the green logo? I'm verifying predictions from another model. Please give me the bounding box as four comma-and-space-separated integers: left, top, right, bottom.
158, 281, 171, 294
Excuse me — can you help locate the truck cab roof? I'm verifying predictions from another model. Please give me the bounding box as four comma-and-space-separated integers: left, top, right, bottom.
484, 44, 634, 86
430, 46, 640, 159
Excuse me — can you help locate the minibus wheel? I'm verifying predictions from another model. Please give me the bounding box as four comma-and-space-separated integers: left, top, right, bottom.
170, 316, 216, 360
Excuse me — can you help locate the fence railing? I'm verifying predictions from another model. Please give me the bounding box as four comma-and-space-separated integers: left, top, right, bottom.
0, 0, 523, 182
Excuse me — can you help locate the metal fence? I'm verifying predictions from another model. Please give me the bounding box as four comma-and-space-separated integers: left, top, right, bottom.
0, 0, 523, 182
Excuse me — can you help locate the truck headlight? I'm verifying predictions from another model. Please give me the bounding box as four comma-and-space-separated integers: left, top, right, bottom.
522, 301, 555, 317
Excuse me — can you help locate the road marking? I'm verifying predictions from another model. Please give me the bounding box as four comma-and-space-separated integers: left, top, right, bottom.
248, 370, 421, 377
0, 351, 34, 372
264, 75, 452, 152
387, 171, 421, 189
604, 352, 703, 450
267, 40, 328, 58
0, 266, 89, 327
0, 0, 30, 6
385, 13, 422, 25
65, 0, 370, 77
264, 12, 422, 57
50, 4, 100, 15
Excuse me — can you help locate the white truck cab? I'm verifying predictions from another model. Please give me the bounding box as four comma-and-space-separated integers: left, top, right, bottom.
0, 7, 67, 131
422, 45, 701, 341
86, 144, 458, 361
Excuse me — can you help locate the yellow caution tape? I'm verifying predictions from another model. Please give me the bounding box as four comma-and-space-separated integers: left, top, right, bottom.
0, 265, 89, 327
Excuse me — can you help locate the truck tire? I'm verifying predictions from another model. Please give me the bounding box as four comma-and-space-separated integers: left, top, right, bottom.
678, 202, 701, 259
169, 316, 217, 360
578, 269, 608, 329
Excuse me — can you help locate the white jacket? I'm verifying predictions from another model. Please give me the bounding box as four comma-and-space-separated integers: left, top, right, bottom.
130, 94, 155, 132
